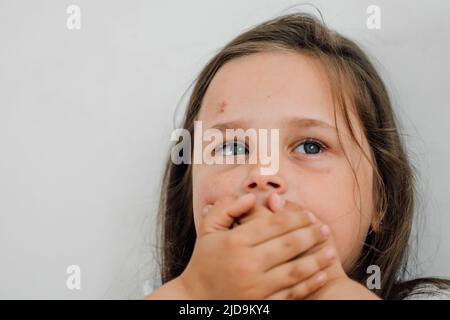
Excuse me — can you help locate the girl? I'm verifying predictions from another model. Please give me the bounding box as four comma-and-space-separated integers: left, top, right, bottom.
148, 13, 450, 299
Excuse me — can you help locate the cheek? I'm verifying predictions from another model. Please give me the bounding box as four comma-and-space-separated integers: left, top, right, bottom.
286, 162, 373, 271
192, 164, 245, 229
327, 209, 369, 272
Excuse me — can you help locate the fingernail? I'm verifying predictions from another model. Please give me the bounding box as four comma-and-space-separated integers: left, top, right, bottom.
324, 248, 336, 260
316, 271, 327, 285
307, 212, 316, 223
320, 224, 330, 237
272, 193, 285, 209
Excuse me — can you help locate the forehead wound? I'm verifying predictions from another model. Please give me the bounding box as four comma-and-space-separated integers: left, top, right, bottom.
217, 100, 227, 113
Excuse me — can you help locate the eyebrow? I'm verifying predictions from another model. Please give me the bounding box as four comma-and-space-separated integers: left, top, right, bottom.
209, 117, 337, 131
285, 118, 337, 131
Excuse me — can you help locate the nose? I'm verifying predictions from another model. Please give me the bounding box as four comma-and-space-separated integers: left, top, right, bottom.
243, 167, 287, 194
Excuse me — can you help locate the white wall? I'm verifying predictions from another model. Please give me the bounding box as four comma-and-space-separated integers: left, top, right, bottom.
0, 0, 449, 299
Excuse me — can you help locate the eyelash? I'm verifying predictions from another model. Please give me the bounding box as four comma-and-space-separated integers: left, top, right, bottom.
216, 137, 328, 156
215, 141, 249, 156
293, 138, 328, 155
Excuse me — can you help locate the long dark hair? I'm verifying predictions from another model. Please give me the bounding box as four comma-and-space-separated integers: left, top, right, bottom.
156, 13, 450, 299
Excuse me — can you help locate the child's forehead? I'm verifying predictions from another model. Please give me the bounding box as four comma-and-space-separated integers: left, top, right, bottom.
198, 51, 336, 125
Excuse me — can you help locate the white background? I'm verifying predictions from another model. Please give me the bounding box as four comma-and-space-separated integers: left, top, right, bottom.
0, 0, 449, 299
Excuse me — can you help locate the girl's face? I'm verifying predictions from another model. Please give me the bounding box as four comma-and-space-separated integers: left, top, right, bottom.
191, 51, 375, 271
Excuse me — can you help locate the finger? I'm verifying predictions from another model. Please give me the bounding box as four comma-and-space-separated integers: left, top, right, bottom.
200, 193, 256, 234
231, 208, 316, 246
263, 245, 336, 295
267, 192, 285, 213
265, 270, 328, 300
255, 223, 331, 270
235, 203, 274, 225
268, 197, 312, 218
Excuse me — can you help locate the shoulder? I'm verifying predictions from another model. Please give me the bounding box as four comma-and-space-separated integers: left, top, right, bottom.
403, 284, 450, 300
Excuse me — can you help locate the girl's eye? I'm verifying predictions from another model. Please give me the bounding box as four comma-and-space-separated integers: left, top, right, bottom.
216, 141, 248, 156
294, 140, 325, 155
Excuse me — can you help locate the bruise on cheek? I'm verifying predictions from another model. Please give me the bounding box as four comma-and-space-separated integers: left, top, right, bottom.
217, 100, 227, 113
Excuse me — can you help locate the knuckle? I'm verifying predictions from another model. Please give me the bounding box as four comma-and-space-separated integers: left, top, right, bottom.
286, 287, 301, 300
303, 279, 315, 294
288, 264, 304, 280
284, 289, 294, 300
282, 235, 295, 250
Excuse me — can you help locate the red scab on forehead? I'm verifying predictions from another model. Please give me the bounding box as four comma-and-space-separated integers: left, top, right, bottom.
217, 100, 227, 113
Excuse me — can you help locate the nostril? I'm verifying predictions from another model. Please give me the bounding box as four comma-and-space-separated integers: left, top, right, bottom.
268, 182, 280, 188
248, 182, 257, 189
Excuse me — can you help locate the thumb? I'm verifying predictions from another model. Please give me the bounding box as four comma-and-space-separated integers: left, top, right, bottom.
200, 193, 255, 234
267, 192, 285, 213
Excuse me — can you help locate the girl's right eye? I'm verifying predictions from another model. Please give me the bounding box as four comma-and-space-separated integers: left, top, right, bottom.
215, 141, 248, 156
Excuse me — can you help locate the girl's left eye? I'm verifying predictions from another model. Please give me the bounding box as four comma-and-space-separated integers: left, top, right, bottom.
216, 141, 248, 156
294, 140, 326, 155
